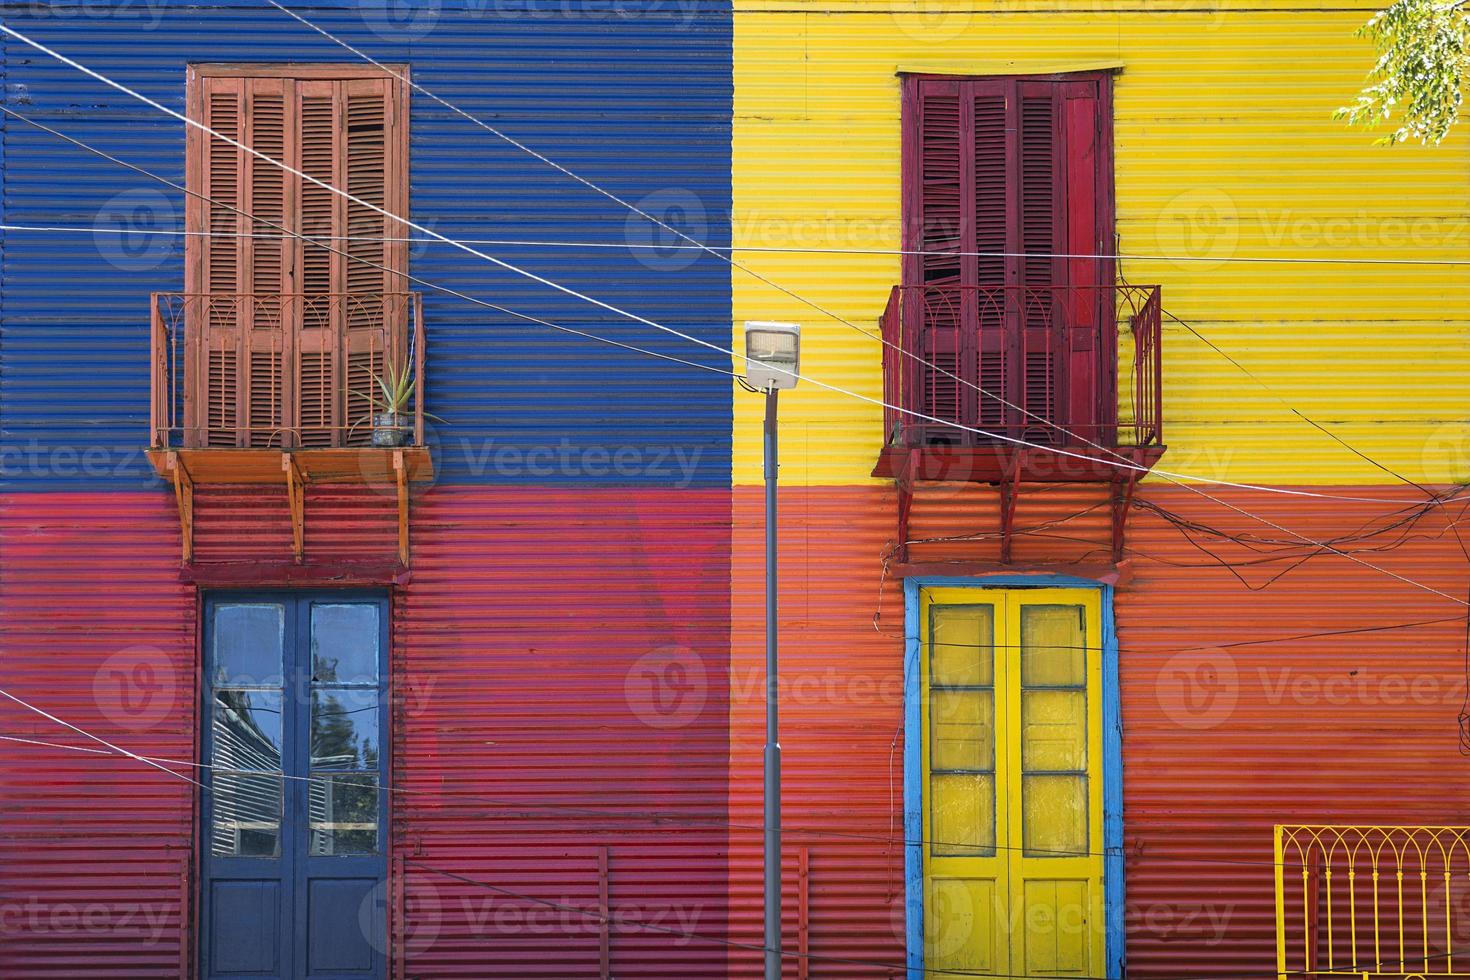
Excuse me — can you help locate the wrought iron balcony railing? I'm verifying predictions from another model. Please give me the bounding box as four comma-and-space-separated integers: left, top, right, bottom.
879, 283, 1162, 454
149, 292, 426, 450
1275, 824, 1470, 979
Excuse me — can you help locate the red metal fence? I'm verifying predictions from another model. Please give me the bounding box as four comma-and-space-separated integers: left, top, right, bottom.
150, 292, 425, 450
879, 283, 1162, 451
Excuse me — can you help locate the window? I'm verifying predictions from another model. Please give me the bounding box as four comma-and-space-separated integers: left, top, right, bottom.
184, 66, 410, 449
901, 74, 1115, 445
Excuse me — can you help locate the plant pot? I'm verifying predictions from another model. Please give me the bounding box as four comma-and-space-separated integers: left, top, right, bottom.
372, 412, 409, 448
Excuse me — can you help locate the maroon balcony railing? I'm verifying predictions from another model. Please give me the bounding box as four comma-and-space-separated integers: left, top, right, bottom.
879, 283, 1162, 453
150, 292, 425, 450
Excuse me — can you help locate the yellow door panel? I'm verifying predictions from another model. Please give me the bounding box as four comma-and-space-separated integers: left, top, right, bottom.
1020, 879, 1093, 976
922, 586, 1105, 977
927, 877, 1003, 974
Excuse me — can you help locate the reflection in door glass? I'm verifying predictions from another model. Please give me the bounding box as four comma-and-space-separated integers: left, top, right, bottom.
309, 773, 379, 855
210, 688, 284, 857
310, 693, 379, 770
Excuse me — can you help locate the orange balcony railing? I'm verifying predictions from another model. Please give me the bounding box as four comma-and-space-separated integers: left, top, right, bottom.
149, 292, 425, 450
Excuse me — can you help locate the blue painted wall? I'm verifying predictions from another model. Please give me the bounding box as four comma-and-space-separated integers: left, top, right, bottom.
0, 0, 734, 489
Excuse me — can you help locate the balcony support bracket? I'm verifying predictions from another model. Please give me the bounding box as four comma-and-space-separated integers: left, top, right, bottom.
283, 453, 306, 563
1110, 468, 1142, 564
999, 455, 1020, 564
894, 449, 920, 565
394, 449, 410, 567
165, 452, 194, 563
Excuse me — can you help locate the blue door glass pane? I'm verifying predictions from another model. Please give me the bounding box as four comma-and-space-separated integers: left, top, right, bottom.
212, 603, 286, 687
310, 694, 379, 770
308, 773, 379, 855
310, 604, 379, 684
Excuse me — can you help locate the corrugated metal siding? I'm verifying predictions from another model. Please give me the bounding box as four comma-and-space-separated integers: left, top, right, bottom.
729, 4, 1470, 487
726, 484, 1470, 978
0, 1, 733, 490
393, 486, 733, 977
0, 491, 196, 978
0, 488, 734, 977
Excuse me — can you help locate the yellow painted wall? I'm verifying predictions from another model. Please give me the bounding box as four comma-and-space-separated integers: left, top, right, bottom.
731, 1, 1470, 487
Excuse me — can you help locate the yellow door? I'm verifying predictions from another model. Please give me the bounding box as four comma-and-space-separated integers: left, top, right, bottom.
921, 587, 1105, 977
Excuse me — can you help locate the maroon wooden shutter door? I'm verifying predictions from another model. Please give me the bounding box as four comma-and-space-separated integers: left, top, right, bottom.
906, 74, 1110, 446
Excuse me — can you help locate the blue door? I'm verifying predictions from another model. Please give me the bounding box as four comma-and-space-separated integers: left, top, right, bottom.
202, 592, 389, 980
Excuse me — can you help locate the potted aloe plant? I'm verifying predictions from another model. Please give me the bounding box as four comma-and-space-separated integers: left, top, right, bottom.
351, 356, 434, 447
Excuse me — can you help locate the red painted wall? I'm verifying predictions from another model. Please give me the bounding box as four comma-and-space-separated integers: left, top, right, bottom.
6, 483, 1470, 977
0, 488, 732, 978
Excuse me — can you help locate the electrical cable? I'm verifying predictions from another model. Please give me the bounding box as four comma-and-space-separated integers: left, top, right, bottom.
11, 220, 1470, 267
0, 105, 738, 384
10, 22, 1468, 516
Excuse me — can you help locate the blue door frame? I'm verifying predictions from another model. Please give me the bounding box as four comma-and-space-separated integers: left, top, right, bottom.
201, 590, 390, 980
902, 575, 1124, 980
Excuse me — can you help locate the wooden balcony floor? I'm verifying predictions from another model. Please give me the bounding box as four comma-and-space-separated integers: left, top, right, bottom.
145, 446, 433, 484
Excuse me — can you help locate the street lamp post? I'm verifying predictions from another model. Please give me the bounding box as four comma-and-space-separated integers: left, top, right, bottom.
744, 321, 801, 980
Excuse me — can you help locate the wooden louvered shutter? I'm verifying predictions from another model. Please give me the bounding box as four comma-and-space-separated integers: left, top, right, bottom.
242, 77, 291, 448
341, 77, 395, 448
193, 77, 244, 447
295, 76, 399, 448
1016, 82, 1065, 443
904, 74, 1111, 446
971, 86, 1009, 432
296, 81, 338, 447
1060, 79, 1108, 442
188, 69, 407, 450
915, 80, 967, 440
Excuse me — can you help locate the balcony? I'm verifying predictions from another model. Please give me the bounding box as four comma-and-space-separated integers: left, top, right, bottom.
145, 292, 433, 565
873, 283, 1165, 564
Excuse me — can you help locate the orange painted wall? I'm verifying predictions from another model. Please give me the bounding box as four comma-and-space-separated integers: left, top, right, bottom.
728, 484, 1470, 977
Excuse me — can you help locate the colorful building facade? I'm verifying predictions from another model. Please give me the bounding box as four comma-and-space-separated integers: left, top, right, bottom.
2, 1, 1469, 977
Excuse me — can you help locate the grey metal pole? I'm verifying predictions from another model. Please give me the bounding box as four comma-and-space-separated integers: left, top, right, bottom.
763, 386, 782, 980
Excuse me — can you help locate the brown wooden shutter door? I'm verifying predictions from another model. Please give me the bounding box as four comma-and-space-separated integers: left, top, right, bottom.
188, 70, 405, 449
194, 76, 243, 447
341, 77, 395, 448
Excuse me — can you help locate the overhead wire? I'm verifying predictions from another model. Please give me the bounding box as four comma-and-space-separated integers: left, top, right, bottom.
9, 20, 1470, 518
0, 104, 739, 384
1, 718, 1465, 980
233, 4, 1470, 610
13, 220, 1470, 269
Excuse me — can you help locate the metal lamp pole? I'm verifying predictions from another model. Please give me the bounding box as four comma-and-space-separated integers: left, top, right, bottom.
763, 384, 782, 980
744, 319, 800, 980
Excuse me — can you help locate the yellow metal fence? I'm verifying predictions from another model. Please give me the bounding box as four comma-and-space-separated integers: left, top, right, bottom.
1276, 825, 1470, 979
